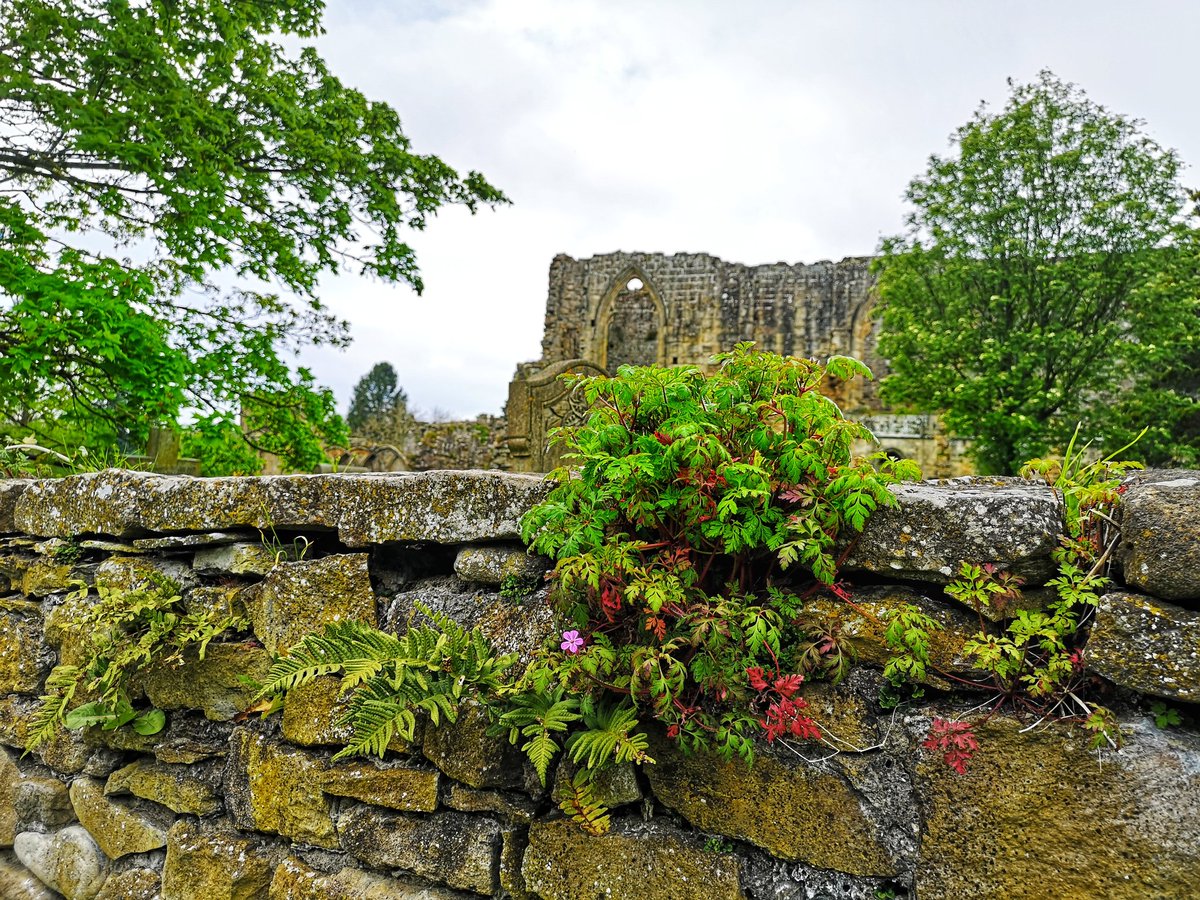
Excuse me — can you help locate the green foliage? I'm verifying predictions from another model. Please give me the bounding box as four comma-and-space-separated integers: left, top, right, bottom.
27, 577, 247, 751
520, 344, 916, 763
257, 604, 517, 760
881, 603, 940, 690
499, 573, 541, 604
0, 0, 506, 471
348, 362, 409, 436
1150, 701, 1183, 730
957, 439, 1136, 707
874, 70, 1199, 473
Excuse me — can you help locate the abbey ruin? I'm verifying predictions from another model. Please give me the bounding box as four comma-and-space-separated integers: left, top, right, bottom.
506, 251, 970, 475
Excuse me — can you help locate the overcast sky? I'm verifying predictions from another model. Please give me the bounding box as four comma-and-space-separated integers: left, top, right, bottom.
297, 0, 1200, 419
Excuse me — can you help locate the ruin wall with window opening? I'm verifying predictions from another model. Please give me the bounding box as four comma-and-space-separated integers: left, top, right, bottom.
505, 252, 972, 476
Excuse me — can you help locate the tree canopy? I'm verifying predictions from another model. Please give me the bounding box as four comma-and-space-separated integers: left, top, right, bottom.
0, 0, 506, 473
874, 71, 1200, 473
347, 362, 407, 435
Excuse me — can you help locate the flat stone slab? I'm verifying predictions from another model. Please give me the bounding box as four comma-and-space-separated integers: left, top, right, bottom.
845, 477, 1063, 585
1118, 472, 1200, 603
11, 469, 551, 547
1087, 591, 1200, 701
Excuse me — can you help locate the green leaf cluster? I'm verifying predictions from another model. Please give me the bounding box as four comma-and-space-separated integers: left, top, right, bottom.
0, 0, 506, 471
520, 344, 917, 762
874, 70, 1200, 473
27, 577, 247, 751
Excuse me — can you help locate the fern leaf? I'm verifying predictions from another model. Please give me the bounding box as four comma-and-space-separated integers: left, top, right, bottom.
558, 770, 611, 835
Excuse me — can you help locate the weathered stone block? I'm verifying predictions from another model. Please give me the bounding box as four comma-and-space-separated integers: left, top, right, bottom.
1118, 473, 1200, 602
522, 818, 744, 900
645, 739, 898, 875
14, 826, 110, 900
280, 676, 355, 748
845, 478, 1062, 585
445, 784, 538, 824
141, 642, 270, 721
805, 586, 979, 688
1087, 591, 1200, 701
13, 469, 550, 546
105, 759, 221, 816
0, 598, 53, 694
337, 805, 501, 895
0, 480, 30, 534
914, 716, 1200, 899
226, 728, 337, 848
93, 556, 194, 594
422, 701, 524, 789
268, 855, 472, 900
453, 543, 550, 585
1, 749, 74, 847
552, 760, 641, 809
320, 759, 439, 812
193, 542, 278, 576
69, 777, 168, 859
161, 819, 282, 900
245, 554, 376, 655
94, 868, 159, 900
0, 847, 60, 900
20, 558, 76, 597
386, 576, 556, 664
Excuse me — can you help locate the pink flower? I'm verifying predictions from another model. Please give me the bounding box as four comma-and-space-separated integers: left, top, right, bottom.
560, 630, 584, 654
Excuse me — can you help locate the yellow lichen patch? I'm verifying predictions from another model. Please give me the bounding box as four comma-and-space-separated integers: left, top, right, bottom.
915, 717, 1200, 899
522, 818, 744, 900
645, 740, 898, 876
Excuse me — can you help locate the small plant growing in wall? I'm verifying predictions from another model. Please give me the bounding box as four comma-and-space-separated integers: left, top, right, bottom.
262, 345, 918, 829
27, 576, 248, 750
922, 428, 1146, 764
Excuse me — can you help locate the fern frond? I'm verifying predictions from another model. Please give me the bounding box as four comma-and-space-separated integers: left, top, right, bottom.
25, 665, 82, 753
558, 769, 611, 835
567, 699, 654, 771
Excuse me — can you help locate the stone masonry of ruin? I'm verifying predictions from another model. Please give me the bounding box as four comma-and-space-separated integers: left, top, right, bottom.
1, 469, 1199, 899
506, 252, 971, 476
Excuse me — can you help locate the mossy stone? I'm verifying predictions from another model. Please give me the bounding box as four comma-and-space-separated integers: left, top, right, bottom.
245, 554, 376, 655
93, 556, 194, 594
1087, 591, 1200, 701
20, 558, 76, 597
522, 818, 744, 900
105, 759, 220, 816
226, 728, 337, 848
805, 586, 978, 688
162, 819, 282, 900
319, 759, 439, 812
141, 642, 271, 721
337, 804, 501, 895
422, 701, 524, 789
645, 737, 897, 876
0, 598, 52, 693
95, 868, 160, 900
914, 716, 1200, 899
268, 855, 467, 900
69, 776, 168, 859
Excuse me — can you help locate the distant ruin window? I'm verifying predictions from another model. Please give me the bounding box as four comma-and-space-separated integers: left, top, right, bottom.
604, 273, 662, 370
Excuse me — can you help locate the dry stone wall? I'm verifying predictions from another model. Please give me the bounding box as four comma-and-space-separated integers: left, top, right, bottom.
1, 469, 1199, 899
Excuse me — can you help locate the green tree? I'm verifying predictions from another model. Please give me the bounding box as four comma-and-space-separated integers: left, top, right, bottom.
0, 0, 506, 472
347, 362, 408, 435
874, 71, 1199, 473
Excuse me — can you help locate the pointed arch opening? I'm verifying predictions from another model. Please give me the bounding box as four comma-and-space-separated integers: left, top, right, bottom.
594, 266, 667, 370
